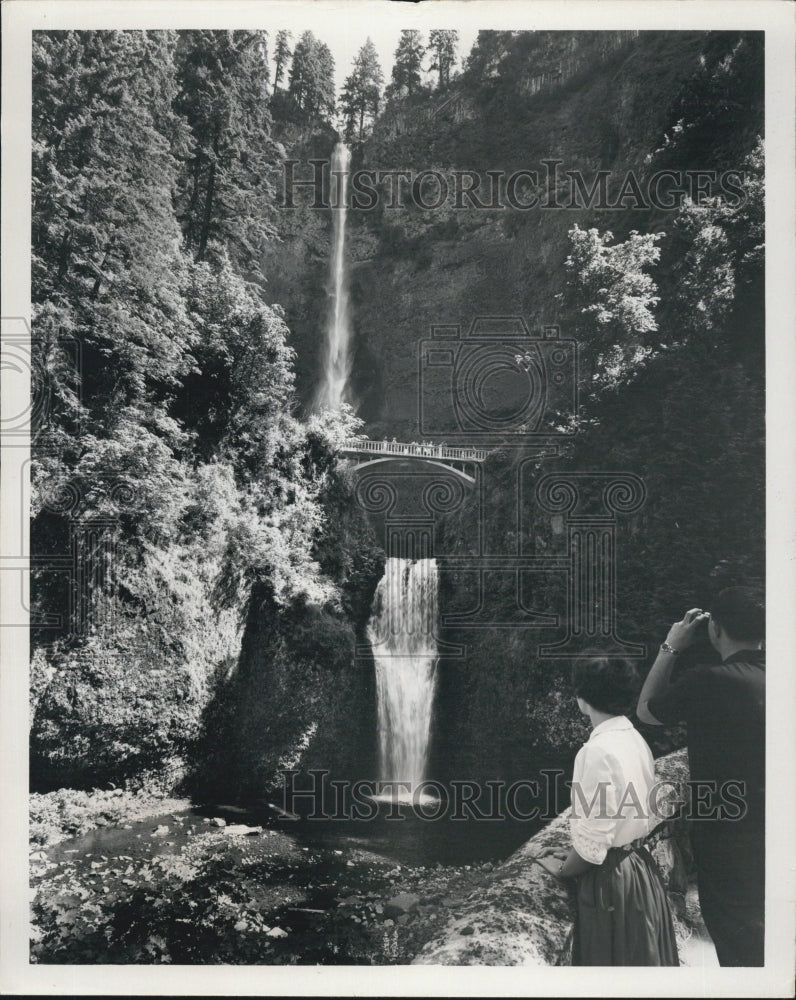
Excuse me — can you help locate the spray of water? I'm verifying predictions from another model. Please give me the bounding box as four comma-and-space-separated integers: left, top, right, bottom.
316, 141, 352, 411
367, 558, 440, 804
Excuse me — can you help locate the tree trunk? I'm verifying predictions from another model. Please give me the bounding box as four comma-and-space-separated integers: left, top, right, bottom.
57, 228, 72, 285
197, 142, 217, 262
185, 156, 203, 250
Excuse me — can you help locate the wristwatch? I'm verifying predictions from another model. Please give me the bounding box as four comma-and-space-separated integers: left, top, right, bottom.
660, 642, 680, 655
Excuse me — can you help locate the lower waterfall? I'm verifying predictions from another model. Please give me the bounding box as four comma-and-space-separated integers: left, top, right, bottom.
366, 558, 440, 803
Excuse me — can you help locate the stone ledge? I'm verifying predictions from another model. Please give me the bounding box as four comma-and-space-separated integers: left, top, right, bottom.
413, 748, 702, 966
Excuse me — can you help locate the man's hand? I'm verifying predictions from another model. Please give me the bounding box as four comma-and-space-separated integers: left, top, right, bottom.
665, 607, 710, 652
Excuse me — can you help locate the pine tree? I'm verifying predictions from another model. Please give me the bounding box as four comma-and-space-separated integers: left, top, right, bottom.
428, 29, 459, 89
340, 38, 384, 141
390, 29, 425, 97
273, 29, 292, 90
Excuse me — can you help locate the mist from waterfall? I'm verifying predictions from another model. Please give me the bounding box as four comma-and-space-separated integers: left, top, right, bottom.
316, 141, 352, 411
367, 558, 440, 803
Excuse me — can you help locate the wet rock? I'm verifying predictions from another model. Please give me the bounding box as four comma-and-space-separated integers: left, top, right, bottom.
223, 824, 261, 836
459, 925, 475, 935
397, 913, 410, 925
385, 892, 420, 917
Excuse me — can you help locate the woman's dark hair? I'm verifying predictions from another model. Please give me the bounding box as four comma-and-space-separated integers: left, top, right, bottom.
572, 655, 639, 716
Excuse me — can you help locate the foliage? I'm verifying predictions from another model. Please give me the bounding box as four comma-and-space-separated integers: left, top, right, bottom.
29, 787, 186, 846
175, 30, 277, 268
428, 30, 459, 89
388, 30, 426, 98
340, 39, 384, 142
30, 30, 362, 793
272, 30, 292, 91
564, 225, 663, 380
463, 31, 517, 83
287, 30, 336, 121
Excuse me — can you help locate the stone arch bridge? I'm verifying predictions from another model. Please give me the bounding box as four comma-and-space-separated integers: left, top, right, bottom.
340, 438, 488, 485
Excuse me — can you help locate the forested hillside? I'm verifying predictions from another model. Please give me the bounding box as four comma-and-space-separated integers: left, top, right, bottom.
29, 30, 378, 793
29, 28, 763, 801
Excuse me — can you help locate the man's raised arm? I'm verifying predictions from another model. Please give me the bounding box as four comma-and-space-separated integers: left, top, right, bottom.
637, 608, 710, 725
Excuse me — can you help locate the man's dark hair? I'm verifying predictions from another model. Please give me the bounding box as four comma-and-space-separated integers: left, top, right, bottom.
711, 586, 765, 643
572, 655, 639, 715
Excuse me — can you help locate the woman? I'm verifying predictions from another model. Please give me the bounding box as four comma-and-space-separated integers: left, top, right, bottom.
534, 655, 679, 966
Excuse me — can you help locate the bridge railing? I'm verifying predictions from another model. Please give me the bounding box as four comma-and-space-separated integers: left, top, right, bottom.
341, 439, 488, 462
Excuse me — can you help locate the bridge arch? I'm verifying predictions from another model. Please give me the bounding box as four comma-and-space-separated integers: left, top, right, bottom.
343, 455, 477, 486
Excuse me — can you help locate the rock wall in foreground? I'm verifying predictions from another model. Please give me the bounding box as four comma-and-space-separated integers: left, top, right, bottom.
414, 748, 700, 966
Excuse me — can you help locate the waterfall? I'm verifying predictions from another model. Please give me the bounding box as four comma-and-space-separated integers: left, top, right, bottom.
367, 558, 440, 804
317, 141, 352, 410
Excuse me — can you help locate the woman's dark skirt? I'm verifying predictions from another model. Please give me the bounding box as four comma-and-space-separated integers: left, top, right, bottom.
572, 844, 680, 966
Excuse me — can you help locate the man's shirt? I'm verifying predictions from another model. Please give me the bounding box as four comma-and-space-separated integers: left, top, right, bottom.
648, 649, 765, 827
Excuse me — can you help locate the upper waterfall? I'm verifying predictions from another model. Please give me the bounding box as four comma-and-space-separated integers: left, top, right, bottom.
316, 141, 352, 410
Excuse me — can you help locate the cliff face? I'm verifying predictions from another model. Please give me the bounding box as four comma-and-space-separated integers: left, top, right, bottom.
269, 31, 761, 436
251, 30, 763, 796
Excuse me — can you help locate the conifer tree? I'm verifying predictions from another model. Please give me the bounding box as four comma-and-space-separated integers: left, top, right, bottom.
340, 38, 384, 141
175, 30, 276, 267
390, 29, 425, 97
428, 29, 459, 89
32, 30, 193, 452
288, 31, 335, 119
273, 29, 292, 90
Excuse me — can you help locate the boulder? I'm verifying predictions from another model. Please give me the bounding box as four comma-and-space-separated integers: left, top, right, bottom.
223, 824, 262, 836
385, 892, 420, 917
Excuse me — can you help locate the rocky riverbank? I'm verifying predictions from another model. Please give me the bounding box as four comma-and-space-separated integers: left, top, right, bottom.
30, 751, 716, 967
30, 798, 511, 964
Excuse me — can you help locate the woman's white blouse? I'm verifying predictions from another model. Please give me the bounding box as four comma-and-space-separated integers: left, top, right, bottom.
569, 715, 657, 865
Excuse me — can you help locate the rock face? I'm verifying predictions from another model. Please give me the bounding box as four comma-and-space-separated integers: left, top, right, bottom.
413, 749, 696, 966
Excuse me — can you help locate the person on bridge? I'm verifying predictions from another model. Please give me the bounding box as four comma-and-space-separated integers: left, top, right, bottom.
637, 587, 765, 967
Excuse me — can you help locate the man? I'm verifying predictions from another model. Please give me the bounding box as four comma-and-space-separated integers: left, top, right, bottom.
637, 586, 765, 966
